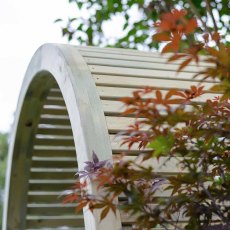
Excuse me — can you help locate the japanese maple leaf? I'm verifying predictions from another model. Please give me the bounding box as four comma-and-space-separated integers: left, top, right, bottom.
77, 151, 108, 179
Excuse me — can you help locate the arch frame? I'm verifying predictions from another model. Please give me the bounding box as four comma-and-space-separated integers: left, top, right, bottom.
3, 44, 122, 230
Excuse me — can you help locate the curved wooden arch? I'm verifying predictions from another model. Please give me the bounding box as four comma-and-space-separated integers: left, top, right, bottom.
3, 44, 218, 230
3, 44, 121, 230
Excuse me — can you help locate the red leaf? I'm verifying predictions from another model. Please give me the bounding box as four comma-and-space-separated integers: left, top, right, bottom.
206, 47, 219, 57
203, 34, 209, 43
165, 89, 181, 100
185, 18, 197, 34
100, 206, 110, 221
155, 90, 163, 102
211, 32, 221, 43
167, 98, 185, 104
153, 32, 171, 42
168, 54, 187, 62
171, 9, 187, 20
122, 108, 137, 116
75, 200, 89, 212
177, 57, 192, 72
63, 194, 78, 204
162, 42, 174, 53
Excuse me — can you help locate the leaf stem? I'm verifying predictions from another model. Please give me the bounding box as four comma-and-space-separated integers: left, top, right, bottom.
204, 0, 218, 33
187, 0, 211, 34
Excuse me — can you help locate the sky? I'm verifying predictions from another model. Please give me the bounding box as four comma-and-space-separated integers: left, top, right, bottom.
0, 0, 73, 132
0, 0, 124, 133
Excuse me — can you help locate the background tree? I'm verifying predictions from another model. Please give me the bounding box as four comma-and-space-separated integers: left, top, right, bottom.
0, 133, 8, 228
56, 0, 229, 50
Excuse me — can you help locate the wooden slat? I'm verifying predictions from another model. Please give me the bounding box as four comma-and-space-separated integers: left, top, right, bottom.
27, 191, 64, 203
30, 171, 75, 180
120, 209, 221, 224
93, 75, 215, 90
81, 50, 211, 70
37, 126, 72, 136
37, 115, 146, 133
33, 145, 75, 151
48, 89, 63, 98
26, 215, 84, 228
30, 168, 76, 173
110, 134, 151, 153
106, 116, 185, 133
79, 46, 172, 58
45, 88, 219, 106
29, 179, 75, 191
27, 228, 85, 230
106, 116, 147, 133
102, 100, 193, 116
27, 203, 77, 215
89, 65, 213, 81
32, 156, 76, 162
120, 211, 187, 224
42, 99, 195, 117
121, 156, 187, 174
85, 57, 206, 73
80, 47, 171, 59
34, 137, 74, 146
121, 227, 173, 230
31, 157, 77, 168
97, 86, 220, 102
78, 47, 211, 65
41, 107, 68, 116
44, 98, 66, 106
39, 115, 70, 126
32, 149, 76, 157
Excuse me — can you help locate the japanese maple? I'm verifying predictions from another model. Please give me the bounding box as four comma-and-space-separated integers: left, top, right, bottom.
63, 7, 230, 230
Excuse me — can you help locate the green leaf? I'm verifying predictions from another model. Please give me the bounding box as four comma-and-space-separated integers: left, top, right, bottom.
54, 18, 62, 23
148, 134, 175, 157
107, 0, 113, 10
77, 2, 83, 9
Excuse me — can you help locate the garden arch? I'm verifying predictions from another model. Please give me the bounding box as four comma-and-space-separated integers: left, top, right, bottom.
3, 44, 215, 229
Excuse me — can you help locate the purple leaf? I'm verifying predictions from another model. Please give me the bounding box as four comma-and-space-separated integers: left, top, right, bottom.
92, 151, 99, 163
76, 151, 110, 179
150, 178, 167, 193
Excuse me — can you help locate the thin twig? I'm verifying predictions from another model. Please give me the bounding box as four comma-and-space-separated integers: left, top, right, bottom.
204, 0, 218, 32
200, 183, 228, 223
187, 0, 211, 34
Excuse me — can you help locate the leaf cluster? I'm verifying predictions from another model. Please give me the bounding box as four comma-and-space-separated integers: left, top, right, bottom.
62, 3, 230, 230
57, 0, 229, 49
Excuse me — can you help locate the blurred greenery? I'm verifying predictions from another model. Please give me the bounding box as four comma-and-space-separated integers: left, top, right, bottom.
0, 133, 8, 228
56, 0, 229, 49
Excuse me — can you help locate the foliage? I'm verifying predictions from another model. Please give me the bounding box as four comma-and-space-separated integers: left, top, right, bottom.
56, 0, 229, 49
0, 133, 8, 228
62, 2, 230, 230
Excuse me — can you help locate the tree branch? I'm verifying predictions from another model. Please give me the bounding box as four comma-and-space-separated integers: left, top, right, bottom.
187, 0, 211, 34
204, 0, 218, 32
